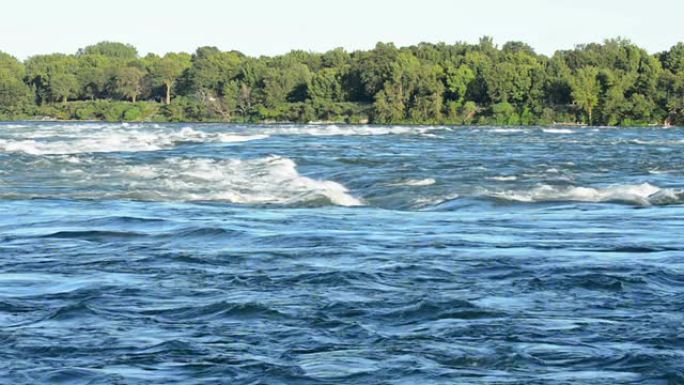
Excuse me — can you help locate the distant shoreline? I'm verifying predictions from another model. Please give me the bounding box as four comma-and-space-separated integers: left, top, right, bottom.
1, 118, 677, 129
1, 39, 683, 127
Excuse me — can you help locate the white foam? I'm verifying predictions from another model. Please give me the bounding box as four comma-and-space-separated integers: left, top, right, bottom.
413, 192, 460, 208
257, 125, 442, 137
626, 138, 684, 146
486, 176, 518, 181
0, 123, 447, 155
543, 128, 575, 134
648, 169, 675, 175
215, 133, 270, 143
121, 156, 362, 206
0, 126, 268, 155
491, 128, 525, 133
487, 183, 682, 206
391, 178, 436, 186
0, 136, 163, 155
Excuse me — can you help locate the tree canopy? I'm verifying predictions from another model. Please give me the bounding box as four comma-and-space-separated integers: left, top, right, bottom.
1, 38, 683, 125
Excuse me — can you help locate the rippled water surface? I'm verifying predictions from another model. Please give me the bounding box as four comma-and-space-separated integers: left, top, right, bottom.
1, 122, 683, 384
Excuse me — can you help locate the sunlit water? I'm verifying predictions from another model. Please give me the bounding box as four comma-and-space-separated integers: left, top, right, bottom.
1, 122, 683, 384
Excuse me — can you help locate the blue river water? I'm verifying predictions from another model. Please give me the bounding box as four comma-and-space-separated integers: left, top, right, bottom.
0, 122, 683, 384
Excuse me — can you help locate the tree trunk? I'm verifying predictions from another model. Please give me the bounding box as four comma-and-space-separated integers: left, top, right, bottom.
132, 95, 137, 103
588, 108, 592, 125
165, 83, 171, 105
62, 95, 67, 105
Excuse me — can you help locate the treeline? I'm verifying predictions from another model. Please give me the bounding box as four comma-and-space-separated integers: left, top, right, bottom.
1, 38, 684, 125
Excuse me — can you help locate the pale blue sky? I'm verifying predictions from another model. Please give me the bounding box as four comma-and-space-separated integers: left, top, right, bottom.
2, 0, 683, 59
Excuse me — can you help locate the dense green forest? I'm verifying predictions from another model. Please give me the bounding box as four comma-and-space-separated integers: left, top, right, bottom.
1, 38, 683, 125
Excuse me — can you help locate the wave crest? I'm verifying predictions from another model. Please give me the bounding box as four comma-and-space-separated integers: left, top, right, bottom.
0, 126, 267, 155
542, 128, 575, 134
257, 124, 445, 136
390, 178, 436, 186
487, 183, 683, 206
123, 156, 362, 206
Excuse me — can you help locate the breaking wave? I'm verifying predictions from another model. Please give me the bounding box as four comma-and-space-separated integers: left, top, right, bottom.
0, 124, 449, 155
256, 124, 446, 136
0, 126, 267, 155
0, 156, 361, 206
542, 128, 575, 134
490, 128, 525, 133
485, 183, 684, 206
486, 175, 518, 182
110, 156, 360, 206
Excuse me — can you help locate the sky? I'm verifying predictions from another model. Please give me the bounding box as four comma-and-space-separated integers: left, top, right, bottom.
1, 0, 683, 59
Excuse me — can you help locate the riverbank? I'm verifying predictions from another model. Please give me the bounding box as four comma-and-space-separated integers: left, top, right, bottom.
3, 39, 684, 128
0, 100, 674, 127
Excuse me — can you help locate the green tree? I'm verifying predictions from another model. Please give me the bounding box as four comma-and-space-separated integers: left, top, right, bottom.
570, 66, 600, 124
373, 83, 405, 123
0, 52, 26, 78
186, 47, 242, 95
492, 102, 519, 125
151, 52, 191, 104
3, 38, 684, 124
445, 64, 475, 105
660, 43, 684, 124
354, 42, 399, 101
321, 47, 350, 69
308, 68, 345, 102
463, 50, 494, 105
50, 72, 79, 104
76, 54, 113, 100
78, 41, 138, 61
25, 54, 79, 104
461, 101, 479, 124
0, 52, 32, 112
262, 61, 312, 107
408, 64, 445, 123
371, 51, 420, 122
113, 66, 145, 102
597, 69, 633, 125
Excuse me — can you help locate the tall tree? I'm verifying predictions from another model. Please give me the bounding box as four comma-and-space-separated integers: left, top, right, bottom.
25, 54, 79, 104
151, 53, 191, 104
570, 66, 600, 124
113, 66, 145, 102
445, 64, 475, 105
76, 54, 113, 100
0, 52, 32, 112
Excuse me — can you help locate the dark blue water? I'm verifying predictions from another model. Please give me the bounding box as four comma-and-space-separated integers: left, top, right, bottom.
1, 122, 683, 384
